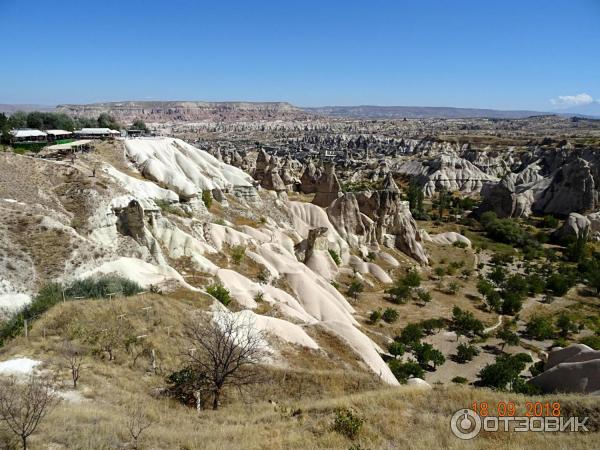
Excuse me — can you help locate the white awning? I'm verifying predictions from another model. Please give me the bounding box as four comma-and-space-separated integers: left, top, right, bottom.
45, 139, 92, 151
75, 128, 119, 135
46, 129, 73, 136
10, 129, 47, 138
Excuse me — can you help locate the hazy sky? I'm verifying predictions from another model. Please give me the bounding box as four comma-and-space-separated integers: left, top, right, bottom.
1, 0, 599, 110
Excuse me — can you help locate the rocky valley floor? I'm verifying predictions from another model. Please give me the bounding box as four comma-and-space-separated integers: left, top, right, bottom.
0, 116, 599, 449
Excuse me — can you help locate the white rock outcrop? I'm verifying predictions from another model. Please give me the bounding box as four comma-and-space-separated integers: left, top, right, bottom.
530, 344, 600, 394
124, 138, 255, 199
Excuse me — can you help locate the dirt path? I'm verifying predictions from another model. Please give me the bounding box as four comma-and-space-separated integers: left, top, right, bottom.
483, 315, 503, 334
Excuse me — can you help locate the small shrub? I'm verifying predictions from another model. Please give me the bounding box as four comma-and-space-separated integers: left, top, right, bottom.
388, 360, 424, 383
253, 292, 265, 303
230, 245, 246, 265
546, 273, 572, 296
552, 337, 569, 348
382, 308, 399, 323
386, 282, 411, 304
328, 249, 341, 266
155, 199, 191, 218
368, 310, 381, 324
387, 341, 405, 356
446, 281, 461, 295
529, 360, 545, 377
404, 269, 421, 288
579, 335, 600, 350
453, 240, 468, 249
202, 190, 213, 209
333, 408, 363, 440
0, 283, 63, 345
540, 215, 559, 229
66, 275, 142, 299
455, 343, 480, 363
452, 376, 468, 384
257, 269, 271, 285
416, 289, 432, 304
206, 283, 231, 306
348, 280, 364, 299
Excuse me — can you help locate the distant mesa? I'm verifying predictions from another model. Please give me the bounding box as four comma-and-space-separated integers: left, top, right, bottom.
2, 101, 596, 121
54, 101, 312, 122
304, 105, 557, 120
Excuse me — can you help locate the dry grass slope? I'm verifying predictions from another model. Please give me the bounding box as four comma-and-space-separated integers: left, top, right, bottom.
0, 294, 598, 449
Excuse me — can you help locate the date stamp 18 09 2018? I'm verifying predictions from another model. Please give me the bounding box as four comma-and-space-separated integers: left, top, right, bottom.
450, 401, 590, 440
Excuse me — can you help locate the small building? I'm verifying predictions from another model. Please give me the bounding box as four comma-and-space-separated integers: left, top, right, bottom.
126, 129, 144, 137
38, 140, 93, 160
74, 128, 120, 139
45, 129, 73, 141
10, 129, 47, 143
319, 148, 338, 160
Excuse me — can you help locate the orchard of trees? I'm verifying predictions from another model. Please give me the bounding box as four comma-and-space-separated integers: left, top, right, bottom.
1, 111, 122, 133
0, 111, 127, 145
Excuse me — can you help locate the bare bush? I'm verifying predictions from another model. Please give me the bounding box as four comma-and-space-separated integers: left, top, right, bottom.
60, 339, 84, 389
183, 312, 266, 410
126, 401, 154, 450
0, 375, 57, 450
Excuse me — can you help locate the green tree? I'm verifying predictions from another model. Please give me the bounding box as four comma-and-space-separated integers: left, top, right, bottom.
368, 310, 381, 324
404, 269, 421, 288
555, 313, 577, 338
0, 125, 12, 145
8, 111, 27, 128
546, 273, 571, 296
348, 280, 364, 300
450, 306, 484, 341
382, 308, 399, 323
131, 119, 149, 132
206, 283, 231, 306
436, 186, 450, 218
525, 316, 554, 340
526, 273, 546, 295
387, 341, 405, 356
488, 265, 507, 285
388, 360, 425, 383
496, 327, 520, 351
407, 178, 425, 217
419, 318, 446, 335
455, 343, 480, 363
500, 291, 523, 315
386, 280, 411, 304
413, 342, 445, 369
397, 323, 424, 346
478, 353, 532, 391
477, 278, 497, 310
565, 231, 589, 263
97, 113, 121, 130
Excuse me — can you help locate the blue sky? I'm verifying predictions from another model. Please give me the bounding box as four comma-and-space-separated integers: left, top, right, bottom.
1, 0, 599, 110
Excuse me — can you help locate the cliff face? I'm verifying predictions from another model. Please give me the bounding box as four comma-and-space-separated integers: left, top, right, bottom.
56, 101, 312, 123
